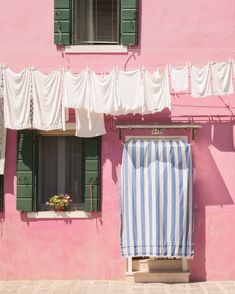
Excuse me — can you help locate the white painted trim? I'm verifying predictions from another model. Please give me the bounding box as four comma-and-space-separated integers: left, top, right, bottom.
65, 45, 128, 53
27, 211, 92, 219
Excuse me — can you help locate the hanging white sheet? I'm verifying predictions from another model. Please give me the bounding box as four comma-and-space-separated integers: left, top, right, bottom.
117, 69, 144, 114
90, 70, 120, 114
190, 64, 212, 98
211, 62, 233, 96
75, 109, 106, 138
3, 68, 32, 129
32, 70, 64, 130
64, 70, 90, 110
143, 68, 172, 112
170, 65, 189, 92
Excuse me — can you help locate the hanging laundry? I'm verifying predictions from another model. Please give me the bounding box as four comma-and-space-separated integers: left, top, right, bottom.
190, 64, 212, 98
170, 65, 189, 92
117, 69, 144, 114
90, 70, 120, 114
64, 70, 90, 110
211, 61, 233, 95
32, 70, 64, 131
3, 68, 32, 129
75, 109, 106, 138
143, 67, 171, 112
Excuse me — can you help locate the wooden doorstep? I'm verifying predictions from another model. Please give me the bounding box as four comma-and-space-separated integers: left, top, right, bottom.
126, 271, 190, 283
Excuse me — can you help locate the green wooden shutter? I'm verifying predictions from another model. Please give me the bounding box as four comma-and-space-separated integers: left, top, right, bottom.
16, 130, 37, 212
54, 0, 72, 45
84, 137, 101, 212
0, 175, 3, 212
120, 0, 139, 45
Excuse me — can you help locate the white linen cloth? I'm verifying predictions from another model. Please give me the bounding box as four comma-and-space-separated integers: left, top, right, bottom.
211, 62, 233, 95
64, 70, 90, 110
75, 109, 106, 137
3, 68, 32, 129
190, 64, 212, 98
90, 70, 120, 114
117, 69, 143, 114
32, 70, 64, 130
143, 68, 171, 112
170, 65, 189, 92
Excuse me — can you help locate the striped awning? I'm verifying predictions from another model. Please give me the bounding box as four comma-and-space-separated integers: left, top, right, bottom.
120, 139, 193, 258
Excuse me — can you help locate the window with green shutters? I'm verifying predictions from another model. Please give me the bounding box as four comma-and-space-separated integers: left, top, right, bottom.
16, 130, 101, 212
54, 0, 139, 46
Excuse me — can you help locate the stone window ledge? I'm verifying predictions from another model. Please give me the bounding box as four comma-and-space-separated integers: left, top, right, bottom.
27, 211, 91, 219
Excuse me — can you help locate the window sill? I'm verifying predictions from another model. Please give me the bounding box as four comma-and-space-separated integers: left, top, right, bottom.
64, 45, 128, 54
27, 211, 91, 219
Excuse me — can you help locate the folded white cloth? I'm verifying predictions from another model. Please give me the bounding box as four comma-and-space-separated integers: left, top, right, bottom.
32, 70, 64, 130
75, 109, 106, 137
3, 68, 32, 129
211, 62, 233, 95
190, 64, 212, 98
143, 68, 171, 112
170, 65, 189, 92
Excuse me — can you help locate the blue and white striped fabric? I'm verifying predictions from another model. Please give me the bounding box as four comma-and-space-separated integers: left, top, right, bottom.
120, 139, 193, 258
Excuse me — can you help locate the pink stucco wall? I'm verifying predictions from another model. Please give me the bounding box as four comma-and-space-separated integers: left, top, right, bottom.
1, 0, 235, 281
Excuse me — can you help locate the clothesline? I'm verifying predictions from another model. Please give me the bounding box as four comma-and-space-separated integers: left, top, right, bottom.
0, 59, 235, 139
1, 59, 235, 74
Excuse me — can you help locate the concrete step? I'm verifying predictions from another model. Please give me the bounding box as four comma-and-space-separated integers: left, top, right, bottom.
126, 270, 190, 283
136, 258, 183, 272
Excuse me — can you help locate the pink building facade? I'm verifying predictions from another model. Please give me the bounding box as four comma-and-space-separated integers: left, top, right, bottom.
0, 0, 235, 281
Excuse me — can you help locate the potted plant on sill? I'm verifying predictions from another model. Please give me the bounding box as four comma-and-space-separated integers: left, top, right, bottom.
46, 194, 72, 212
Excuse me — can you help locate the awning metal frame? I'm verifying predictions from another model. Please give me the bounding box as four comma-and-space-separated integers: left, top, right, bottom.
115, 123, 202, 140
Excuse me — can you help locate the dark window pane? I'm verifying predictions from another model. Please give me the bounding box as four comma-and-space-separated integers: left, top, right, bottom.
38, 136, 83, 210
74, 0, 119, 44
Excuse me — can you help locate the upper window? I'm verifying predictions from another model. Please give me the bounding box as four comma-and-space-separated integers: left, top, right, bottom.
74, 0, 119, 45
54, 0, 139, 46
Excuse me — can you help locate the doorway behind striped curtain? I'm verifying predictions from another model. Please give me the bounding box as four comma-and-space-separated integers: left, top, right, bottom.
120, 139, 193, 258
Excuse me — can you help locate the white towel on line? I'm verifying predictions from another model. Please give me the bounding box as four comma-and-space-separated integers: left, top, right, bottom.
143, 67, 172, 112
90, 70, 120, 114
211, 62, 233, 96
3, 68, 32, 129
190, 64, 212, 98
75, 109, 106, 138
32, 70, 64, 130
64, 70, 90, 110
170, 65, 189, 92
117, 69, 144, 114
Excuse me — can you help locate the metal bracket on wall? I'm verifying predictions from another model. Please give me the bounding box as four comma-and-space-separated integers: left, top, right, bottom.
116, 123, 202, 141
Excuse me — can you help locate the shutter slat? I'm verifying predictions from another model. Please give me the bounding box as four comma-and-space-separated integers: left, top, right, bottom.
16, 131, 37, 212
54, 0, 72, 45
83, 138, 101, 212
121, 0, 138, 45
